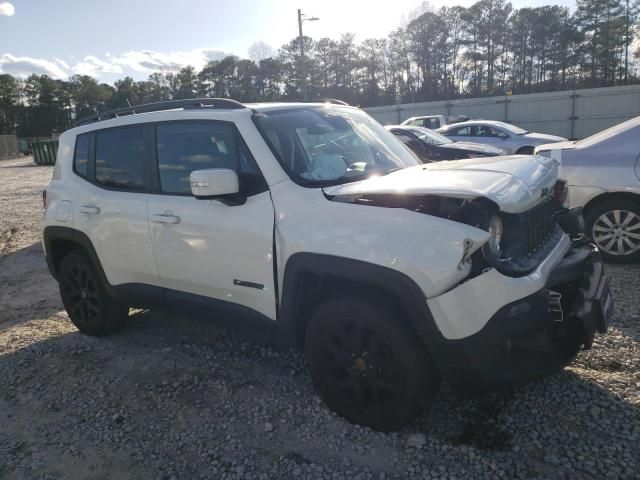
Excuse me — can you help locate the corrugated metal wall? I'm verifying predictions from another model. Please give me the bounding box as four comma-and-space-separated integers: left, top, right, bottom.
0, 135, 18, 159
364, 84, 640, 139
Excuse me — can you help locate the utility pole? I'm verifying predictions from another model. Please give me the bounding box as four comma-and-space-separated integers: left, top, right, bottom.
624, 0, 630, 84
298, 9, 305, 100
297, 9, 319, 101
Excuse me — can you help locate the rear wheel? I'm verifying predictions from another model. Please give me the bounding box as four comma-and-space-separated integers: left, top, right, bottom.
585, 198, 640, 263
59, 252, 128, 336
516, 146, 534, 155
304, 295, 441, 431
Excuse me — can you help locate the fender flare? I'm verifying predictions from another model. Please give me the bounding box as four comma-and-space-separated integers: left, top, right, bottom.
278, 252, 448, 359
43, 226, 117, 297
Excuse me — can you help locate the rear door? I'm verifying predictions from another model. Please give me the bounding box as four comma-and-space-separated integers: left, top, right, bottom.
146, 121, 277, 320
72, 125, 160, 289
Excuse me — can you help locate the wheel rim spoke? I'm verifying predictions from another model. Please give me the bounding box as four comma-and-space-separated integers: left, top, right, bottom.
612, 210, 621, 225
594, 210, 640, 255
599, 214, 614, 228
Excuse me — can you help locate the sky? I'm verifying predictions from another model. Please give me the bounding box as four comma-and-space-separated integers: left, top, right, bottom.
0, 0, 575, 84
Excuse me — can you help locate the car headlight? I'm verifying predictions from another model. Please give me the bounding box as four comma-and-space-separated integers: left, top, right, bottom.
486, 214, 503, 258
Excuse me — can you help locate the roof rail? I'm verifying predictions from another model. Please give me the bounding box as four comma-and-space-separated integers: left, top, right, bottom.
76, 98, 246, 126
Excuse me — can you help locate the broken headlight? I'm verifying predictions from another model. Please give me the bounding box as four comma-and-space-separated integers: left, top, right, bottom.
485, 214, 503, 259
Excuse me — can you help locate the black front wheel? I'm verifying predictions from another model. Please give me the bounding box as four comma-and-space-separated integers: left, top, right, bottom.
305, 295, 441, 431
59, 252, 128, 336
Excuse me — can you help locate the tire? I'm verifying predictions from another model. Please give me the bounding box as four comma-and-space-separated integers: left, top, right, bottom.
516, 146, 534, 155
58, 251, 128, 336
304, 295, 441, 431
585, 198, 640, 263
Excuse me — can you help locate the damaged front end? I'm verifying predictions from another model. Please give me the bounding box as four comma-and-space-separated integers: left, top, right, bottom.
326, 173, 613, 397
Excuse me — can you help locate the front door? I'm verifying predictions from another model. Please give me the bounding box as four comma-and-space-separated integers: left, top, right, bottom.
146, 121, 277, 320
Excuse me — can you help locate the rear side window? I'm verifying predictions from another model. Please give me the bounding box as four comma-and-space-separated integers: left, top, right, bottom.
426, 119, 440, 129
450, 126, 475, 136
73, 134, 90, 178
155, 122, 266, 195
95, 127, 145, 191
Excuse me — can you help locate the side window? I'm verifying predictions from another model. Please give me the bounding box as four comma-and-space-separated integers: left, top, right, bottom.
478, 126, 501, 137
95, 127, 146, 191
408, 119, 423, 127
451, 126, 468, 136
426, 119, 439, 130
73, 133, 90, 178
156, 122, 266, 196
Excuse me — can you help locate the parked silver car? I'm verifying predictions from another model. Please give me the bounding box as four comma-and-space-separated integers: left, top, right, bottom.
535, 116, 640, 262
437, 120, 566, 154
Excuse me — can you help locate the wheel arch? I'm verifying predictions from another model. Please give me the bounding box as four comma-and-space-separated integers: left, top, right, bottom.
278, 253, 446, 358
516, 145, 535, 154
582, 191, 640, 217
43, 226, 111, 292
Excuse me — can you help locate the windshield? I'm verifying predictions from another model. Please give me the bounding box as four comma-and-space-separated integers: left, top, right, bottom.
491, 121, 529, 135
253, 106, 420, 186
408, 126, 454, 145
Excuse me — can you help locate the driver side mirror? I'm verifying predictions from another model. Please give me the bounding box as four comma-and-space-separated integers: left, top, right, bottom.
498, 132, 509, 139
190, 169, 245, 205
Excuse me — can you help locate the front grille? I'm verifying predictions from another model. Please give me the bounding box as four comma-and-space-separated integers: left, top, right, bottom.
524, 196, 556, 255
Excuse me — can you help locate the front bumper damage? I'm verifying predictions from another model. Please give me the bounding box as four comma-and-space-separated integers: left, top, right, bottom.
434, 216, 614, 397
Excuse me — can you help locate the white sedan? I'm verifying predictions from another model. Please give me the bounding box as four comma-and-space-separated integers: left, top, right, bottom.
535, 116, 640, 262
437, 120, 566, 155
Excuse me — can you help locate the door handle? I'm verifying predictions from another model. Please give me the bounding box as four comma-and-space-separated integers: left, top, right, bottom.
151, 213, 181, 224
80, 205, 100, 215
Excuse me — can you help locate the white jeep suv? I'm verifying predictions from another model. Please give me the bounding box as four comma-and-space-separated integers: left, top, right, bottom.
42, 98, 613, 431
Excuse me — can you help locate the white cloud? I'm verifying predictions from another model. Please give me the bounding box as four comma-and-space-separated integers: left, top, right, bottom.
0, 53, 68, 79
0, 2, 15, 16
104, 48, 229, 74
72, 55, 124, 77
54, 58, 70, 70
0, 47, 234, 82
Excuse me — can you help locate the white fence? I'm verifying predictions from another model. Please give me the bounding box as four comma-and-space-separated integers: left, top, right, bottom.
364, 84, 640, 139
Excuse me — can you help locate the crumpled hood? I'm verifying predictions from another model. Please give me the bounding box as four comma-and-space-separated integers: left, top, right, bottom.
323, 155, 558, 214
440, 141, 506, 155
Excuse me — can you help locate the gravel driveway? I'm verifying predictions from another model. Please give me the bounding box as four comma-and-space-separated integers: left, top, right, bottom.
1, 157, 639, 480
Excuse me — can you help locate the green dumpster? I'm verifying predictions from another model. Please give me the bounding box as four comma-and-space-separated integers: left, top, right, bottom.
32, 140, 59, 165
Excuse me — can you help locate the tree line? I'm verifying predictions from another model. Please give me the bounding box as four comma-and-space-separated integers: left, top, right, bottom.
1, 0, 639, 137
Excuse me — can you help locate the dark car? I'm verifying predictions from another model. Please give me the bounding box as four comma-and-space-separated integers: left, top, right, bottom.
386, 125, 506, 162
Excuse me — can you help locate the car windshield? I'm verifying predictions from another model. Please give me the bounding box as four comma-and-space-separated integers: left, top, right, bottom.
408, 127, 454, 145
254, 106, 420, 186
491, 121, 529, 135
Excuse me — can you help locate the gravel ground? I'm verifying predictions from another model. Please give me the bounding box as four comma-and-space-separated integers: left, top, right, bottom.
1, 157, 639, 480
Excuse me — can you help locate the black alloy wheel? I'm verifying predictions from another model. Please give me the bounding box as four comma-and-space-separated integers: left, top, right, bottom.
305, 296, 440, 431
59, 252, 128, 336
